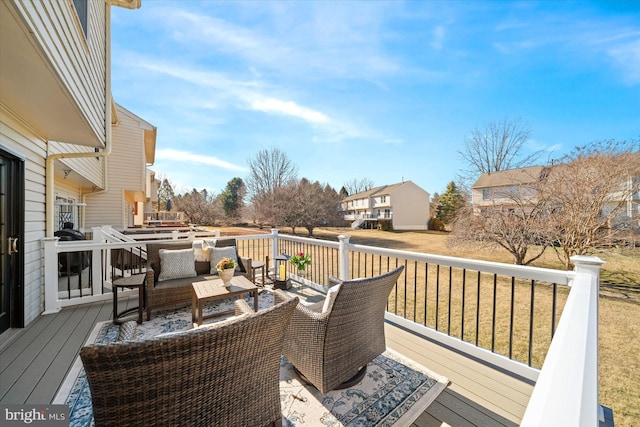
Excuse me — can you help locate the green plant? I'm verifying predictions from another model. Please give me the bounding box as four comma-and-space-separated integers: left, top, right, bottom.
290, 252, 311, 270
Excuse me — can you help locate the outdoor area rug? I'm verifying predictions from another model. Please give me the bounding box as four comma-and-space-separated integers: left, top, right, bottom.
55, 290, 449, 426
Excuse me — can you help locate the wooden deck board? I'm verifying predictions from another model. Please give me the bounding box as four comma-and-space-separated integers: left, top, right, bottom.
2, 299, 531, 426
28, 302, 112, 404
0, 309, 75, 402
385, 322, 532, 425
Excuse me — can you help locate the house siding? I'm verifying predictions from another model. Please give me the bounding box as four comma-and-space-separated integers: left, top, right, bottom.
1, 109, 47, 324
390, 182, 430, 230
85, 105, 151, 230
12, 0, 108, 146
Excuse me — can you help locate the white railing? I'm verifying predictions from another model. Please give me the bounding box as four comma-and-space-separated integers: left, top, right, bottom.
521, 255, 603, 427
41, 228, 602, 425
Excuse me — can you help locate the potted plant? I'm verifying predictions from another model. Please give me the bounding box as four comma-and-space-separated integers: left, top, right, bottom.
290, 252, 311, 276
216, 257, 236, 286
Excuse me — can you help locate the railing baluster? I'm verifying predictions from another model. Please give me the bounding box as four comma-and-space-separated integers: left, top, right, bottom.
552, 282, 557, 338
424, 263, 428, 327
509, 276, 515, 360
529, 279, 535, 366
435, 264, 440, 331
492, 274, 497, 352
476, 271, 481, 346
461, 268, 466, 340
447, 266, 452, 336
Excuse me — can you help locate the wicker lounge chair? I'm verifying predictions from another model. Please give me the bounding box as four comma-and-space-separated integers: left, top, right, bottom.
80, 290, 298, 427
277, 266, 404, 393
145, 239, 251, 320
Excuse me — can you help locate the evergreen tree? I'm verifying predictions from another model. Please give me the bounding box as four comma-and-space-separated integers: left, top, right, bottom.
220, 177, 245, 221
436, 181, 465, 224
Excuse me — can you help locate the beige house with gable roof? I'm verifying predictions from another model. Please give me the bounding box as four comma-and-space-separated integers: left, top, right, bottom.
341, 180, 430, 230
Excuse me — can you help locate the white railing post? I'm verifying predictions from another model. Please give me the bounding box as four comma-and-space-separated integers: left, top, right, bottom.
521, 255, 603, 427
42, 237, 60, 314
92, 227, 107, 291
338, 234, 350, 281
271, 229, 279, 273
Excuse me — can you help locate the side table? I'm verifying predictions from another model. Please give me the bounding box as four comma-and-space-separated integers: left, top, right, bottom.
113, 273, 146, 324
250, 260, 266, 286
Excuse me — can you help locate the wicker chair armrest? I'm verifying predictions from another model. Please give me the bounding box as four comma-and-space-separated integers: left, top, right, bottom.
239, 256, 252, 278
234, 298, 253, 316
145, 268, 156, 290
328, 276, 343, 287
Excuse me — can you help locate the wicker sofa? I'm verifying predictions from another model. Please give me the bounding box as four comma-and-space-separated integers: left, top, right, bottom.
144, 239, 252, 320
277, 266, 404, 393
81, 290, 298, 427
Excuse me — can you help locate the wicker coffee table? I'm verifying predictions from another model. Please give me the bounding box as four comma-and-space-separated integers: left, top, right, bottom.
191, 275, 259, 327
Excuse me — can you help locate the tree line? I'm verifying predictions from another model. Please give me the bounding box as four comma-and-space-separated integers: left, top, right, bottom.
156, 148, 345, 237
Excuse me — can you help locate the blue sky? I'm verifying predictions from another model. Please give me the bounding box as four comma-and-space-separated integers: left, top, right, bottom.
110, 1, 640, 197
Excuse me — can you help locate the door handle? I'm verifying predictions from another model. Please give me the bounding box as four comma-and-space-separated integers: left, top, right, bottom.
8, 237, 18, 255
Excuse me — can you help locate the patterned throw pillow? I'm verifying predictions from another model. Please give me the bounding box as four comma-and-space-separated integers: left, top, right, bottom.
209, 247, 240, 275
157, 248, 197, 282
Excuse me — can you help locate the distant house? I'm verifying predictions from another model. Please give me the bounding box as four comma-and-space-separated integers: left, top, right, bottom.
471, 166, 543, 214
84, 104, 157, 230
472, 165, 640, 223
340, 181, 430, 230
0, 0, 141, 331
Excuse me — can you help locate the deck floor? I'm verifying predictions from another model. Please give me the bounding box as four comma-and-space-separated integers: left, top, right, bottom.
1, 295, 530, 426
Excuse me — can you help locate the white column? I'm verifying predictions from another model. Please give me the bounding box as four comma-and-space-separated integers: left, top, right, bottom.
270, 228, 279, 273
338, 234, 350, 281
42, 237, 61, 314
92, 227, 106, 294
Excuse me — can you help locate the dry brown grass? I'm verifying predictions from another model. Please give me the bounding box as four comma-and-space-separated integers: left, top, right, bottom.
223, 226, 639, 425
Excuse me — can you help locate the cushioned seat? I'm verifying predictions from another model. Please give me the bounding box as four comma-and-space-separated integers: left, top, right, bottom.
145, 239, 251, 320
277, 266, 404, 393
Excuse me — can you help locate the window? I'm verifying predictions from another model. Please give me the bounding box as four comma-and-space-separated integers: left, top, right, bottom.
381, 195, 386, 203
72, 0, 88, 37
56, 197, 76, 231
482, 189, 491, 200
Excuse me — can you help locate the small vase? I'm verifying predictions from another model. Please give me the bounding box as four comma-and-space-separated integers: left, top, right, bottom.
218, 268, 234, 286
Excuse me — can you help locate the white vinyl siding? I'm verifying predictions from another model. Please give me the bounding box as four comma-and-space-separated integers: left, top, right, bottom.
1, 109, 47, 324
12, 0, 107, 146
85, 106, 149, 230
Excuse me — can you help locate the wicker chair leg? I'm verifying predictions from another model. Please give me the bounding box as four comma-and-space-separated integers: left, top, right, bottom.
265, 419, 283, 427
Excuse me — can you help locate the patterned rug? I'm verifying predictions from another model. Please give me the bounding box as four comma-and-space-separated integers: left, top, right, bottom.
55, 290, 448, 426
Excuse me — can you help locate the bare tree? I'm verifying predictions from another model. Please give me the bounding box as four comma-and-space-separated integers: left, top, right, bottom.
458, 117, 542, 183
450, 185, 551, 265
539, 140, 640, 269
246, 148, 297, 198
246, 148, 297, 225
342, 178, 375, 196
173, 188, 220, 226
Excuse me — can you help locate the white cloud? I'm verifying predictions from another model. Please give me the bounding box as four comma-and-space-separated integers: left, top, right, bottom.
250, 98, 330, 124
156, 149, 247, 172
